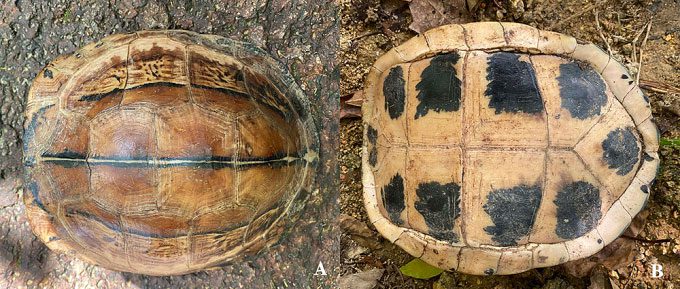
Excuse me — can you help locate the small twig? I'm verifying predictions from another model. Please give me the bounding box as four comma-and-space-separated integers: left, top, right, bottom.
349, 31, 382, 43
636, 20, 653, 85
594, 10, 612, 56
622, 235, 673, 244
639, 79, 680, 94
546, 1, 602, 31
630, 23, 647, 64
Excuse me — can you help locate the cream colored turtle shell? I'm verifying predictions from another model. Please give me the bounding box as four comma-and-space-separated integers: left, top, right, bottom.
361, 22, 659, 275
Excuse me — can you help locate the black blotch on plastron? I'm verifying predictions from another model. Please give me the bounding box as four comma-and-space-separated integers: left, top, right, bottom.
43, 69, 53, 79
382, 174, 406, 225
557, 62, 608, 120
602, 127, 640, 176
367, 125, 378, 167
483, 184, 542, 246
414, 53, 462, 119
485, 52, 544, 115
383, 66, 406, 119
554, 181, 602, 239
641, 185, 649, 194
414, 181, 461, 243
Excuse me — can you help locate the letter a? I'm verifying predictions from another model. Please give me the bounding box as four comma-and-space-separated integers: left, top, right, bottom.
314, 261, 327, 276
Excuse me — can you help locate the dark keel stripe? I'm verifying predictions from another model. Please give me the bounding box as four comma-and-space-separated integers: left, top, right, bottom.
39, 151, 304, 168
77, 82, 251, 102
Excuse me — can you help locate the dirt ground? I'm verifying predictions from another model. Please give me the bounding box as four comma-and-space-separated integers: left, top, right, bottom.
339, 0, 680, 288
0, 1, 338, 288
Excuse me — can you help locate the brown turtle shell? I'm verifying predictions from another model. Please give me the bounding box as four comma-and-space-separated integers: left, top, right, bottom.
362, 22, 659, 275
23, 30, 318, 275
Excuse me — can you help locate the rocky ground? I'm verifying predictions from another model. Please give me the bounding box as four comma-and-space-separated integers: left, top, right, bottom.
0, 1, 338, 288
339, 0, 680, 288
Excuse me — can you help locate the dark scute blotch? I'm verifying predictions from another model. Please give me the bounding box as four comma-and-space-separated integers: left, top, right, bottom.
485, 52, 544, 115
43, 69, 53, 79
557, 62, 608, 120
383, 66, 406, 119
483, 184, 542, 246
414, 53, 462, 119
621, 74, 629, 79
367, 125, 378, 166
640, 185, 649, 194
367, 125, 378, 145
644, 152, 654, 162
42, 149, 87, 160
554, 181, 602, 239
602, 127, 640, 176
484, 268, 495, 276
369, 149, 377, 167
414, 181, 461, 243
382, 174, 406, 226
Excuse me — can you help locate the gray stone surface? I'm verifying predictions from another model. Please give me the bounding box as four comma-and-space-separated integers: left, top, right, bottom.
0, 0, 339, 288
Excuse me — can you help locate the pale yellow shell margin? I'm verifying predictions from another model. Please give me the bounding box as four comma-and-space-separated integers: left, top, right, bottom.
361, 22, 660, 275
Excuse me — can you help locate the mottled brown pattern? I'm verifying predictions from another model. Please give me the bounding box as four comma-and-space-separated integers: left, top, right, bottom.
23, 30, 318, 276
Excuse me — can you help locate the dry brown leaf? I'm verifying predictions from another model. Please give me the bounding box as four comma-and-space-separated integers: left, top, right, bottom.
337, 268, 385, 289
562, 238, 638, 278
588, 270, 617, 289
408, 0, 474, 33
341, 91, 364, 119
346, 91, 364, 107
339, 213, 376, 238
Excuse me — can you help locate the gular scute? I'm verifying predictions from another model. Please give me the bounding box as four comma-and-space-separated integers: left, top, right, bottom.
602, 127, 640, 176
557, 62, 608, 120
382, 173, 406, 225
483, 184, 542, 246
414, 181, 461, 243
383, 66, 406, 119
414, 53, 462, 119
485, 52, 544, 115
554, 181, 602, 239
